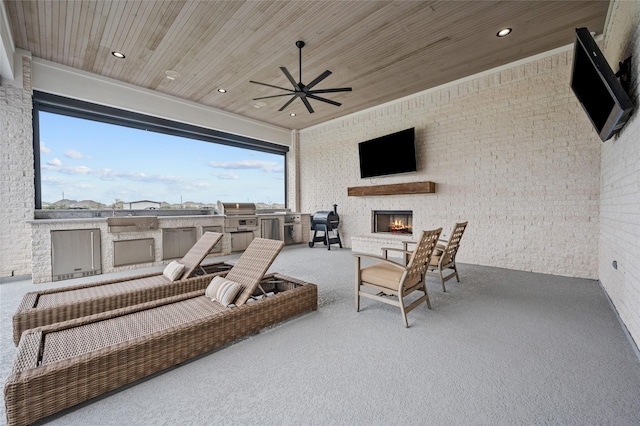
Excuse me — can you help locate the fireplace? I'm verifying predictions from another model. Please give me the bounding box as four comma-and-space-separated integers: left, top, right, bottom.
372, 210, 413, 234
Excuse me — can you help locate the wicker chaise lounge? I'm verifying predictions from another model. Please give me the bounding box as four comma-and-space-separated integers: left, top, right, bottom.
5, 240, 317, 426
12, 231, 229, 345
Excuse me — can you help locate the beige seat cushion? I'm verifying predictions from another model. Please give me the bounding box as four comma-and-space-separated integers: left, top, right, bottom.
361, 262, 420, 291
429, 254, 441, 266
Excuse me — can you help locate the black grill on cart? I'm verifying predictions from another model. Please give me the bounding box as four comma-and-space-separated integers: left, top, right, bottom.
309, 204, 342, 250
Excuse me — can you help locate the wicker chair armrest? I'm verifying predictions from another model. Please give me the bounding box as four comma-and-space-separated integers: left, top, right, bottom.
401, 240, 417, 252
381, 247, 412, 261
405, 237, 447, 244
381, 247, 411, 254
353, 253, 406, 270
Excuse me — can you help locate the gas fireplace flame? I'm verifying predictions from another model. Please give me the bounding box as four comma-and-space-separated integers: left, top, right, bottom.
390, 219, 411, 233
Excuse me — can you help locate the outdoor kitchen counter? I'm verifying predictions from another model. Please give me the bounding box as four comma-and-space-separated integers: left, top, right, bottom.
28, 214, 228, 284
29, 212, 311, 284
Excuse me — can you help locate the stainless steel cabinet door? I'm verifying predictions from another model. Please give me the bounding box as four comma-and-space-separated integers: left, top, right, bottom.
113, 238, 155, 267
231, 231, 254, 252
162, 228, 196, 260
261, 218, 280, 240
51, 229, 101, 281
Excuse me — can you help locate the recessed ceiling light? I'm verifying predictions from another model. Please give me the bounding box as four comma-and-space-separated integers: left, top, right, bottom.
497, 28, 512, 37
165, 70, 180, 80
217, 88, 227, 93
254, 101, 267, 109
290, 113, 296, 117
111, 51, 126, 59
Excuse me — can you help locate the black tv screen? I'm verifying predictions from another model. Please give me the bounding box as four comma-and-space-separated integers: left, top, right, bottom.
570, 27, 634, 142
358, 128, 417, 178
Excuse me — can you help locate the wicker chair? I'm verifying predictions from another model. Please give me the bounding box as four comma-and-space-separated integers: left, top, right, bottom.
354, 228, 442, 327
426, 221, 468, 292
5, 239, 318, 426
12, 231, 226, 345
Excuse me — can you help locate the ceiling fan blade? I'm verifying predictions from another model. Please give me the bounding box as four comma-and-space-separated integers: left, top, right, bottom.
249, 80, 294, 92
253, 93, 298, 101
278, 95, 298, 112
280, 67, 299, 89
301, 97, 315, 113
305, 70, 332, 90
308, 94, 342, 107
308, 87, 353, 94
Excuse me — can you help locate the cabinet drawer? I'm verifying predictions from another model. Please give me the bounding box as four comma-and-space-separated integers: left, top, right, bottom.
113, 238, 155, 267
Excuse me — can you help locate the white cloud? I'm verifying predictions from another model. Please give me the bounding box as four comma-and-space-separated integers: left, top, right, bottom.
40, 142, 52, 154
155, 174, 186, 183
70, 166, 91, 174
191, 181, 215, 188
42, 162, 215, 191
65, 149, 89, 159
99, 169, 148, 181
41, 176, 66, 184
213, 172, 239, 180
208, 160, 283, 173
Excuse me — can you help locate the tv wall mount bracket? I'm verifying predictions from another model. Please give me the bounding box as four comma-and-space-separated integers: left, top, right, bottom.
615, 56, 632, 94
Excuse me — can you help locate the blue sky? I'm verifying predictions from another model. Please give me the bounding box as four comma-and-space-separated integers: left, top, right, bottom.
39, 112, 285, 206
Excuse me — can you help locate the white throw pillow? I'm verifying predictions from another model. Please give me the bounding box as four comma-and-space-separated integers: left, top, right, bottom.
217, 280, 243, 306
163, 260, 185, 281
205, 275, 227, 299
205, 275, 242, 307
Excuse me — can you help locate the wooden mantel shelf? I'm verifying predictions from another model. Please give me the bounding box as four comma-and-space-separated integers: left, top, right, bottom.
347, 181, 435, 196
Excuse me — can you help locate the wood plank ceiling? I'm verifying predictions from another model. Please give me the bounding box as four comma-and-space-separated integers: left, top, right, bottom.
6, 0, 610, 130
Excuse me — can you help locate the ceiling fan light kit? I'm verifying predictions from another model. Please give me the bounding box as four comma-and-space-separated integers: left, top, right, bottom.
250, 40, 352, 113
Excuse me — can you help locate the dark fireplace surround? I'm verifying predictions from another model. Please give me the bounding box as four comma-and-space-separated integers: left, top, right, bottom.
372, 210, 413, 234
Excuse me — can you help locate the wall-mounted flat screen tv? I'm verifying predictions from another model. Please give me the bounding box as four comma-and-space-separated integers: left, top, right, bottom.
570, 27, 634, 142
358, 128, 417, 178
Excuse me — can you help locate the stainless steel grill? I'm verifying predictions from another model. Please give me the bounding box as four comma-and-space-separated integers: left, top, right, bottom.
218, 201, 258, 252
217, 202, 258, 217
217, 202, 258, 232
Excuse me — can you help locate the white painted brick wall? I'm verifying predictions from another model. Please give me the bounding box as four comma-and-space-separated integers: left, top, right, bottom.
299, 48, 601, 279
599, 0, 640, 349
0, 56, 34, 279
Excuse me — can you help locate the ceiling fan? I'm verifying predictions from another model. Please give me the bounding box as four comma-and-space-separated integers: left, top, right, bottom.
250, 41, 352, 114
